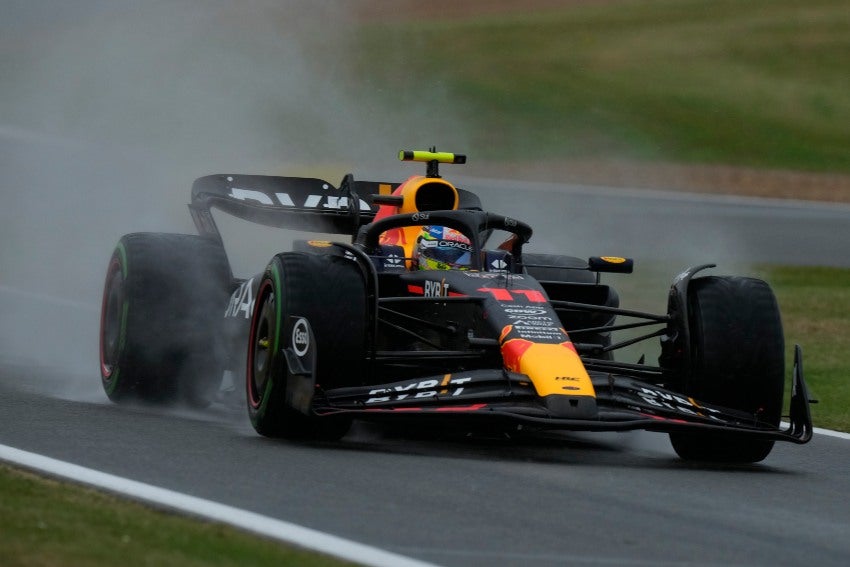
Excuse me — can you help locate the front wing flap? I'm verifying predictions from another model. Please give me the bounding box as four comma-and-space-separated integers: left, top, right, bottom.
318, 348, 813, 444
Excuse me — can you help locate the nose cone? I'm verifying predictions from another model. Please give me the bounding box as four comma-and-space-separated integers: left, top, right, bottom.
501, 338, 598, 418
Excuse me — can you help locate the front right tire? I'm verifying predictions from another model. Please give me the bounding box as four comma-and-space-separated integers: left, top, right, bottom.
669, 276, 785, 463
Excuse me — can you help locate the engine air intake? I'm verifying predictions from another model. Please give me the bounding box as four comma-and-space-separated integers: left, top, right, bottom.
414, 181, 458, 212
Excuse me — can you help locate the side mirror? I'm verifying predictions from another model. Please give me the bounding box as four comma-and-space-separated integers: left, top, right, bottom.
588, 256, 634, 274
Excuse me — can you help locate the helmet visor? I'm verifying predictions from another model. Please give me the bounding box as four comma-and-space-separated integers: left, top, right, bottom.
424, 246, 470, 265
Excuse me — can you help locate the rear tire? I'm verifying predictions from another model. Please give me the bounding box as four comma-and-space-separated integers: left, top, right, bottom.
669, 276, 785, 463
246, 252, 367, 440
99, 233, 232, 406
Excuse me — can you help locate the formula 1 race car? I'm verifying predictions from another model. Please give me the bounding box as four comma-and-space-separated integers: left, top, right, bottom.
99, 149, 813, 463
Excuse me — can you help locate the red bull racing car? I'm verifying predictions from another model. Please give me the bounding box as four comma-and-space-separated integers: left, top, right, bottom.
99, 150, 813, 463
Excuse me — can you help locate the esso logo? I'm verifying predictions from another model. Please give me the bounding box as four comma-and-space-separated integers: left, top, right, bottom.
504, 307, 547, 315
291, 318, 310, 357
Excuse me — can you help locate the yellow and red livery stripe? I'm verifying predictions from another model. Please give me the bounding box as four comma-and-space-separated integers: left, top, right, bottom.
501, 336, 595, 398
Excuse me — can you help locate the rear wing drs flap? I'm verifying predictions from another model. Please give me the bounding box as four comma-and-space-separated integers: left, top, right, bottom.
189, 173, 483, 241
189, 174, 396, 239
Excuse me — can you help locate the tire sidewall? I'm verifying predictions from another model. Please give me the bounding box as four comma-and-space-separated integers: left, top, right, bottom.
247, 263, 285, 430
100, 244, 129, 398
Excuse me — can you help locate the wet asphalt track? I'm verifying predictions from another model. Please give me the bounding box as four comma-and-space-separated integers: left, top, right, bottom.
1, 370, 849, 567
465, 175, 850, 270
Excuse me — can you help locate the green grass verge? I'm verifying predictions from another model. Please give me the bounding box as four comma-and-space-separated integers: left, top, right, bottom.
355, 0, 850, 172
0, 465, 355, 567
762, 266, 850, 432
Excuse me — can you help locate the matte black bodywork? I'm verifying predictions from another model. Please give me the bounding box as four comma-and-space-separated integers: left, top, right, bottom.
198, 172, 813, 446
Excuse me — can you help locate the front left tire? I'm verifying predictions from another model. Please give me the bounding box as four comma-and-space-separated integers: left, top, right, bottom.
246, 252, 368, 439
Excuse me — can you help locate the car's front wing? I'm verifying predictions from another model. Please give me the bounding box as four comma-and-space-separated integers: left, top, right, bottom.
318, 346, 813, 444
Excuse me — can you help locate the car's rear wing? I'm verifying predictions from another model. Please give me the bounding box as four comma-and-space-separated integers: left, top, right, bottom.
189, 173, 485, 241
189, 174, 402, 240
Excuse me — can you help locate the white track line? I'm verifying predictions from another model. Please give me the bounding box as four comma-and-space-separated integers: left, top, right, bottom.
0, 444, 440, 567
813, 427, 850, 440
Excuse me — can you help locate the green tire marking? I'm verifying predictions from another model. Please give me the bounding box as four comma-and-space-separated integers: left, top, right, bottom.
116, 241, 128, 278
256, 260, 284, 418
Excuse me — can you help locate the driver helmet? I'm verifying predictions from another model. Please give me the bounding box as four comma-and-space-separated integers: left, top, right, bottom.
414, 226, 473, 271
